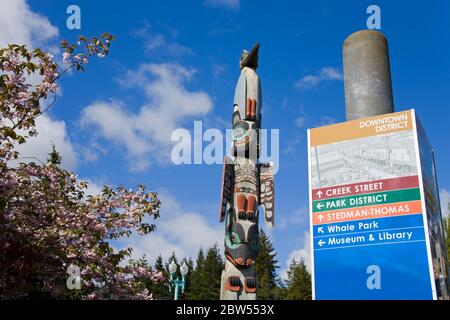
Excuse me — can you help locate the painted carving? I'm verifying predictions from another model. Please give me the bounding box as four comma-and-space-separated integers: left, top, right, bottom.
219, 43, 275, 300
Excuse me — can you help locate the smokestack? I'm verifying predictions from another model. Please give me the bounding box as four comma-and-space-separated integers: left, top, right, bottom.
343, 30, 394, 120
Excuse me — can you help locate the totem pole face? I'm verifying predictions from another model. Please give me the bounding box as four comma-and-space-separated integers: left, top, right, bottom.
231, 117, 259, 158
224, 213, 259, 267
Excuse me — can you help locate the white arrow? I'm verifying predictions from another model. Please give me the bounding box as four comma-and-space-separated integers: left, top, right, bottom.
318, 239, 325, 247
316, 203, 324, 210
318, 227, 324, 234
316, 190, 323, 198
317, 214, 324, 222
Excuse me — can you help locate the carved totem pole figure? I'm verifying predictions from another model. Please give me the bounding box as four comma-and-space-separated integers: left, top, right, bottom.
219, 43, 275, 300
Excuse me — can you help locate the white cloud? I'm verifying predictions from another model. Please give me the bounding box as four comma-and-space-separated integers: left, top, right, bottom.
79, 141, 107, 163
81, 63, 213, 171
295, 117, 306, 128
280, 232, 311, 280
440, 189, 450, 219
14, 114, 77, 170
282, 133, 303, 155
204, 0, 240, 10
0, 2, 78, 170
213, 65, 226, 78
0, 0, 58, 48
295, 67, 343, 91
132, 22, 193, 57
319, 116, 336, 126
116, 191, 223, 264
279, 207, 308, 229
83, 179, 104, 197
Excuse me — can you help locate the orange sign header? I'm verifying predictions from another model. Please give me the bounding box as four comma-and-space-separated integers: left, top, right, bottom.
309, 110, 414, 146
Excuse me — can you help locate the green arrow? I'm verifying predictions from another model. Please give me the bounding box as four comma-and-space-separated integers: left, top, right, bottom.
312, 188, 421, 212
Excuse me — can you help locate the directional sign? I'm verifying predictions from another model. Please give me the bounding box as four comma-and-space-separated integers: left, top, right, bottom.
308, 110, 438, 300
312, 200, 423, 225
311, 175, 419, 201
313, 188, 421, 212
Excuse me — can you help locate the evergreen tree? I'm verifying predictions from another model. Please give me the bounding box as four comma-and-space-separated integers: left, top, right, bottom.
254, 229, 278, 299
47, 144, 62, 165
154, 255, 164, 272
189, 245, 223, 299
189, 248, 206, 299
148, 254, 171, 300
272, 277, 288, 300
285, 258, 312, 300
202, 244, 224, 299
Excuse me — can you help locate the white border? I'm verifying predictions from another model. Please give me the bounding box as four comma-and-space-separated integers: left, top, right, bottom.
307, 129, 316, 300
411, 109, 438, 300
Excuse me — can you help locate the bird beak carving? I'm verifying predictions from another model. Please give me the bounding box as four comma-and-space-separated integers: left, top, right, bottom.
240, 42, 260, 70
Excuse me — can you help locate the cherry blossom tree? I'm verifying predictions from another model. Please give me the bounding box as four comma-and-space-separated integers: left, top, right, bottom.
0, 34, 163, 299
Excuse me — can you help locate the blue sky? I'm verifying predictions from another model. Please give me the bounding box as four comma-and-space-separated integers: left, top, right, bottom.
3, 0, 449, 278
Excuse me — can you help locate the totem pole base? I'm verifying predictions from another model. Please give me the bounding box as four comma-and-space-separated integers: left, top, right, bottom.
220, 261, 257, 300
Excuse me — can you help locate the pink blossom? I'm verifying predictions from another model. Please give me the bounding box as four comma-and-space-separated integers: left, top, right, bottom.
0, 35, 160, 300
2, 61, 10, 70
62, 52, 71, 64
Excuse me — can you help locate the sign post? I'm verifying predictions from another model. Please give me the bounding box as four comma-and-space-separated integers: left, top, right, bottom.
308, 109, 449, 299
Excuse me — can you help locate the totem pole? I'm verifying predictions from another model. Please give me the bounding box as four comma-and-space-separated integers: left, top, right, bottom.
219, 43, 275, 300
